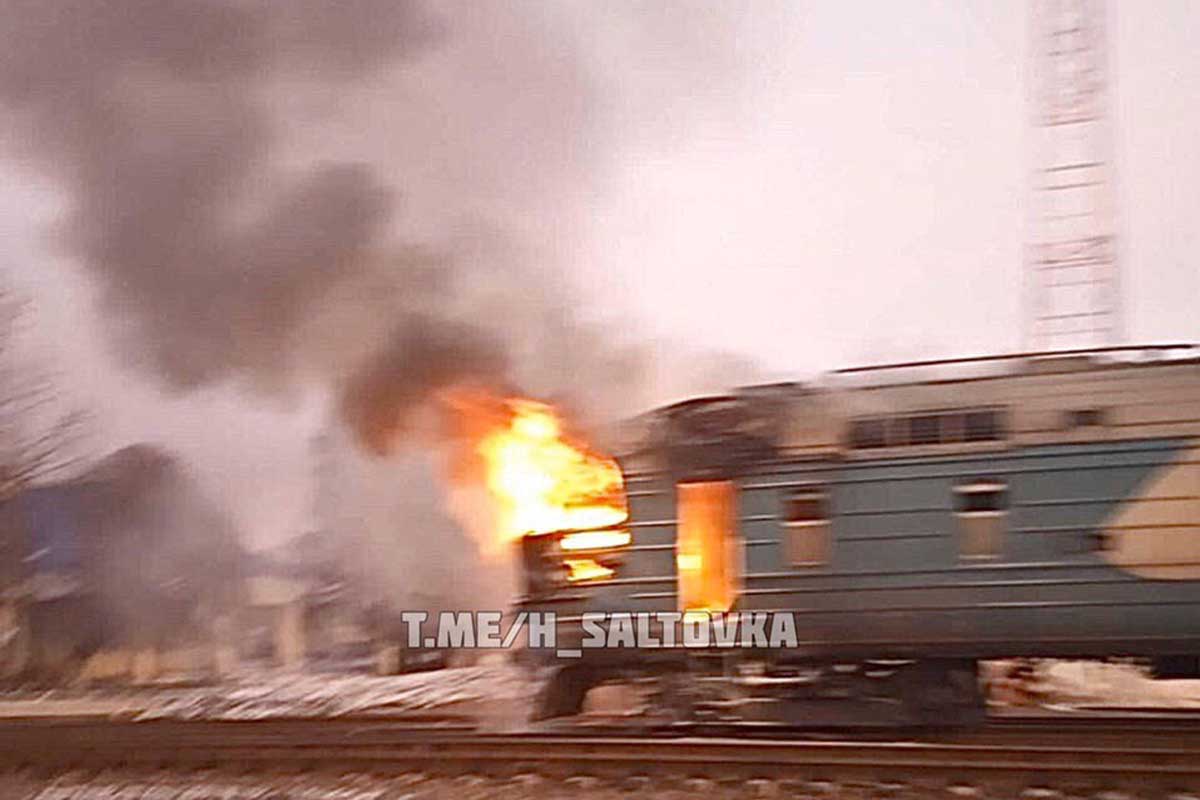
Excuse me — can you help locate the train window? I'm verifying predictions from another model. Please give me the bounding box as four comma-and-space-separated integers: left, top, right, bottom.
955, 483, 1008, 514
964, 410, 1002, 442
850, 409, 1004, 450
908, 414, 941, 445
954, 481, 1007, 559
849, 419, 886, 449
782, 487, 830, 566
940, 412, 966, 443
1065, 408, 1106, 428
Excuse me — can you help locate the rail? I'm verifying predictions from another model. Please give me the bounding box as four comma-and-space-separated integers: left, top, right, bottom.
3, 716, 1200, 793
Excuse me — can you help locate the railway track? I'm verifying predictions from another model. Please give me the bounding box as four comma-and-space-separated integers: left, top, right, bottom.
537, 707, 1200, 747
3, 716, 1200, 794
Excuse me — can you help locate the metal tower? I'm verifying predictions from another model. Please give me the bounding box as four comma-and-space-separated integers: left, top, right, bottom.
1026, 0, 1122, 349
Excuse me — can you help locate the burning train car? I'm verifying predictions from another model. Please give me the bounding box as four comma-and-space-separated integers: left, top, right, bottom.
505, 345, 1200, 725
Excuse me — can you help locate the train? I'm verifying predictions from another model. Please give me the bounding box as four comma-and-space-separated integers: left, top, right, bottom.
515, 344, 1200, 725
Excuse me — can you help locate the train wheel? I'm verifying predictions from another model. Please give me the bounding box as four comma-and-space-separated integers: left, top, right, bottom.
900, 659, 985, 726
532, 664, 597, 720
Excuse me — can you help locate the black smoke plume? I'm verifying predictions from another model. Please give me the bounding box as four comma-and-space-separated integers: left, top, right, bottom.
0, 0, 475, 408
338, 317, 510, 455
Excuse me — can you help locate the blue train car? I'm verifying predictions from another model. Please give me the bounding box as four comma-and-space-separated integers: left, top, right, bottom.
518, 345, 1200, 722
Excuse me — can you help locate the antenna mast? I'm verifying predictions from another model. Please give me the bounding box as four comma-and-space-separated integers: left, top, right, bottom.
1027, 0, 1122, 349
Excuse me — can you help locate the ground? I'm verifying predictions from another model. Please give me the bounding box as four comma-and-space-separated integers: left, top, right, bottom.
3, 660, 1200, 724
0, 662, 534, 725
0, 769, 871, 800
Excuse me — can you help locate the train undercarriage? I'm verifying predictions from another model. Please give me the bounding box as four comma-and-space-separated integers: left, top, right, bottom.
534, 654, 987, 728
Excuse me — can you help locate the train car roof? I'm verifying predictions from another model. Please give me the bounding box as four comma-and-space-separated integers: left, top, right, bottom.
646, 344, 1199, 409
834, 343, 1197, 374
612, 344, 1199, 445
825, 343, 1199, 390
609, 343, 1200, 464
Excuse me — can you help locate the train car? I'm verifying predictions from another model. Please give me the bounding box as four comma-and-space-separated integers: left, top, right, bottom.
515, 345, 1200, 724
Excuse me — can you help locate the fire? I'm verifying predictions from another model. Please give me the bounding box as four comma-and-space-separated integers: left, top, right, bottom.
560, 529, 631, 551
563, 558, 615, 582
675, 481, 737, 613
446, 393, 628, 548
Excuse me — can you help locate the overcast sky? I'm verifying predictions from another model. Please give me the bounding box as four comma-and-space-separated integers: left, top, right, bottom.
0, 1, 1196, 548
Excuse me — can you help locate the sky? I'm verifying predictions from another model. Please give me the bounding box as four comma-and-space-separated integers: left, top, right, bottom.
0, 1, 1196, 550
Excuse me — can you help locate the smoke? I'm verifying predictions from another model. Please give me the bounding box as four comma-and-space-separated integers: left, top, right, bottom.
84, 445, 245, 649
338, 316, 509, 456
0, 0, 441, 390
0, 0, 772, 433
0, 0, 654, 435
0, 1, 774, 619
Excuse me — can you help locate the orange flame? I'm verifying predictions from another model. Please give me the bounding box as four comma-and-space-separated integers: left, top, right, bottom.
563, 558, 615, 582
445, 392, 628, 548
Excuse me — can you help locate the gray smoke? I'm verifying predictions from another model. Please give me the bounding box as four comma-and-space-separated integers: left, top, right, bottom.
0, 2, 779, 631
0, 0, 669, 447
0, 0, 768, 438
339, 316, 510, 456
0, 0, 447, 393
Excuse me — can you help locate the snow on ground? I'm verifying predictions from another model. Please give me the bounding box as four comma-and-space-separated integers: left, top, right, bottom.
1037, 660, 1200, 708
134, 663, 535, 721
0, 662, 536, 723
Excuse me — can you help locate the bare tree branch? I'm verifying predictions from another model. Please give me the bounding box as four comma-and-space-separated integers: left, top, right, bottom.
0, 284, 89, 503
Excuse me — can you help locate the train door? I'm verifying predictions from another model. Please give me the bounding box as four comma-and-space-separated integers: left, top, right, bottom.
675, 481, 741, 613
